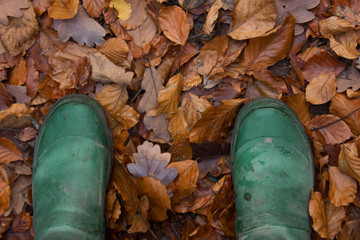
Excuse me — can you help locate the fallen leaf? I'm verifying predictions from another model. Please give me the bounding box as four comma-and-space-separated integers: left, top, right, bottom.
112, 105, 139, 132
127, 141, 178, 186
97, 38, 129, 64
329, 31, 359, 59
25, 57, 39, 98
18, 127, 37, 142
48, 0, 79, 19
282, 93, 311, 126
305, 72, 336, 105
329, 166, 357, 207
9, 59, 27, 86
0, 0, 30, 25
5, 85, 31, 106
308, 114, 353, 145
337, 219, 360, 240
0, 137, 22, 164
339, 142, 360, 184
309, 191, 327, 238
325, 201, 347, 239
228, 0, 277, 40
127, 15, 156, 48
336, 66, 360, 92
0, 3, 38, 57
4, 175, 31, 216
53, 6, 106, 46
169, 138, 192, 161
95, 84, 128, 112
118, 0, 146, 30
203, 0, 222, 34
0, 167, 10, 216
143, 114, 171, 142
319, 16, 356, 36
32, 0, 51, 16
244, 15, 295, 71
135, 176, 171, 221
276, 0, 320, 35
0, 83, 14, 111
148, 73, 183, 116
330, 93, 360, 135
189, 98, 249, 143
83, 0, 104, 18
12, 212, 31, 233
181, 92, 212, 128
168, 107, 189, 140
159, 6, 190, 45
110, 0, 131, 20
89, 52, 134, 84
137, 67, 164, 114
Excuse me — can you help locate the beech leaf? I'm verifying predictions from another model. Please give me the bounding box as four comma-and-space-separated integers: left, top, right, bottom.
339, 142, 360, 184
97, 38, 129, 64
159, 6, 189, 45
127, 141, 178, 186
48, 0, 79, 19
328, 166, 357, 207
127, 15, 156, 48
53, 6, 106, 47
0, 137, 22, 164
336, 66, 360, 92
309, 192, 327, 238
305, 72, 336, 105
83, 0, 105, 18
110, 0, 131, 20
0, 0, 30, 25
95, 84, 128, 112
143, 115, 171, 142
329, 31, 359, 59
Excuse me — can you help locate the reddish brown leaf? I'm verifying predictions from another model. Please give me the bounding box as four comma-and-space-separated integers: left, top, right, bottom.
339, 142, 360, 184
309, 191, 327, 238
127, 15, 156, 48
282, 93, 311, 126
329, 166, 357, 207
9, 59, 27, 86
12, 212, 31, 233
18, 127, 38, 142
32, 0, 51, 16
0, 138, 22, 164
83, 0, 104, 18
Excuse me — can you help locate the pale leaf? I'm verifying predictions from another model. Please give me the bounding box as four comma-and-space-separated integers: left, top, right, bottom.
143, 115, 171, 142
336, 66, 360, 92
127, 15, 156, 48
0, 0, 30, 25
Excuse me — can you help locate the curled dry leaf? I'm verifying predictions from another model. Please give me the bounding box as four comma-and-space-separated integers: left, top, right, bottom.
330, 93, 360, 135
319, 16, 356, 36
329, 31, 359, 59
309, 191, 327, 238
203, 0, 222, 34
18, 127, 38, 142
95, 84, 128, 112
90, 52, 134, 85
0, 167, 10, 216
336, 66, 360, 92
307, 114, 353, 145
83, 0, 105, 18
325, 201, 347, 239
0, 137, 22, 164
48, 0, 79, 19
339, 142, 360, 184
244, 15, 295, 71
97, 38, 129, 64
189, 98, 249, 143
0, 3, 38, 57
127, 141, 178, 186
135, 177, 171, 221
328, 166, 357, 207
159, 6, 189, 45
127, 15, 156, 48
228, 0, 277, 40
305, 72, 336, 105
148, 73, 183, 116
0, 0, 30, 25
118, 0, 146, 30
53, 6, 106, 47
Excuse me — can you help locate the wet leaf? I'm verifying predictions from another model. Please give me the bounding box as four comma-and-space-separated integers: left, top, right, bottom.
228, 0, 277, 40
305, 72, 336, 105
159, 6, 189, 45
0, 0, 30, 25
48, 0, 79, 19
329, 166, 357, 207
127, 141, 178, 186
53, 6, 106, 47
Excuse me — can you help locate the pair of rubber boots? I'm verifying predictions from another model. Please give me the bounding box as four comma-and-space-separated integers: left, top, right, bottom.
32, 95, 314, 239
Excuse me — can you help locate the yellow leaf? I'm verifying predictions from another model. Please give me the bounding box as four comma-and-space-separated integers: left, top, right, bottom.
110, 0, 132, 21
328, 166, 357, 207
305, 72, 336, 105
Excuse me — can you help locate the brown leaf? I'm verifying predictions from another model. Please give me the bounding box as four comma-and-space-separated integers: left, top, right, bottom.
189, 98, 249, 143
181, 92, 212, 128
118, 0, 147, 30
112, 105, 139, 131
168, 107, 189, 139
143, 114, 171, 142
148, 73, 183, 116
0, 137, 22, 164
83, 0, 104, 18
127, 141, 178, 186
95, 84, 128, 112
0, 0, 30, 25
329, 31, 359, 59
329, 166, 357, 207
282, 93, 311, 126
228, 0, 277, 40
244, 15, 295, 71
32, 0, 51, 16
337, 219, 360, 240
203, 0, 222, 34
309, 191, 327, 238
169, 160, 199, 203
127, 15, 156, 49
137, 67, 164, 114
53, 6, 106, 46
97, 38, 129, 64
4, 175, 31, 216
135, 176, 171, 221
336, 66, 360, 92
9, 58, 27, 86
18, 127, 38, 142
325, 201, 347, 239
305, 72, 336, 105
299, 47, 346, 82
339, 142, 360, 184
48, 0, 79, 19
90, 52, 134, 84
0, 3, 38, 57
159, 6, 190, 45
319, 16, 356, 36
6, 85, 31, 105
308, 114, 353, 145
169, 138, 192, 161
330, 93, 360, 135
0, 168, 10, 216
0, 83, 14, 111
12, 212, 31, 233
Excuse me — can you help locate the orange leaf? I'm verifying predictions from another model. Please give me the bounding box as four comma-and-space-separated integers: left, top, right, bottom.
83, 0, 104, 18
111, 105, 139, 131
228, 0, 277, 40
9, 59, 27, 86
328, 166, 357, 207
325, 201, 346, 239
168, 107, 189, 139
0, 167, 10, 216
159, 6, 189, 45
135, 177, 171, 221
309, 191, 327, 238
330, 93, 360, 135
97, 37, 129, 64
329, 31, 359, 59
95, 84, 128, 112
148, 73, 183, 116
282, 93, 311, 126
244, 15, 295, 71
339, 142, 360, 184
48, 0, 79, 19
307, 114, 353, 145
305, 72, 336, 105
0, 138, 22, 164
189, 98, 249, 143
202, 0, 222, 34
127, 15, 156, 49
181, 92, 212, 128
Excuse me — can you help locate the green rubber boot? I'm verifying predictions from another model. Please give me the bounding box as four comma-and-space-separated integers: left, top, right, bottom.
32, 94, 113, 240
231, 98, 314, 240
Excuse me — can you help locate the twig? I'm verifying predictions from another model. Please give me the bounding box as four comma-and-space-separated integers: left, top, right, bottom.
170, 222, 181, 240
311, 106, 360, 131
